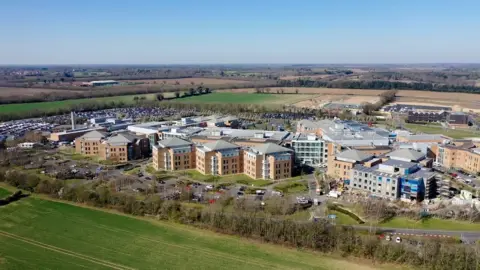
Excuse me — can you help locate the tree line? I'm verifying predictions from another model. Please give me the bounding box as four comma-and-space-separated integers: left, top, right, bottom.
277, 79, 480, 93
0, 80, 277, 105
0, 166, 479, 270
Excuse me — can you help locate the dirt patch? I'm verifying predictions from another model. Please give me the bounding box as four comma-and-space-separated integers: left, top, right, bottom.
0, 87, 83, 98
396, 90, 480, 111
119, 78, 249, 86
292, 95, 380, 109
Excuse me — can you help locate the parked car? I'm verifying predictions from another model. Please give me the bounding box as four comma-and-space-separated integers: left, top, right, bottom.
255, 190, 265, 195
395, 237, 402, 243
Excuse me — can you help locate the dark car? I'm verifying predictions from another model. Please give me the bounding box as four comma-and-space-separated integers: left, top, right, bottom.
239, 186, 247, 191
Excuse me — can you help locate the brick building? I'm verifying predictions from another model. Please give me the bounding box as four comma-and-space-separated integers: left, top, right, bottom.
152, 137, 195, 171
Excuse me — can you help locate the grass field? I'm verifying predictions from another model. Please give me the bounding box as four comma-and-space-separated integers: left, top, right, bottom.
0, 187, 11, 199
0, 93, 158, 114
326, 210, 361, 225
404, 123, 480, 139
174, 92, 316, 105
380, 217, 480, 231
183, 170, 273, 186
0, 193, 390, 270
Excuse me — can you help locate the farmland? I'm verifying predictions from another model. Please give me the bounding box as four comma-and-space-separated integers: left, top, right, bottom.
173, 92, 317, 105
0, 93, 158, 115
119, 78, 250, 86
0, 194, 388, 270
0, 87, 83, 98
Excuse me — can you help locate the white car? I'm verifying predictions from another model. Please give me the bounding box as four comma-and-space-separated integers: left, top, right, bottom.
395, 237, 402, 243
205, 185, 214, 190
255, 190, 265, 195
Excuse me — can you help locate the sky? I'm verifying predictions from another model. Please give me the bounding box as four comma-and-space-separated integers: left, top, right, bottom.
1, 0, 480, 64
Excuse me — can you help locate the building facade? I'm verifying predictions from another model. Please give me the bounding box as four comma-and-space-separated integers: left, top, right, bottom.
435, 143, 480, 174
291, 134, 327, 166
75, 131, 149, 162
152, 137, 195, 171
196, 140, 243, 176
75, 130, 107, 156
327, 149, 375, 181
349, 158, 435, 201
244, 143, 292, 180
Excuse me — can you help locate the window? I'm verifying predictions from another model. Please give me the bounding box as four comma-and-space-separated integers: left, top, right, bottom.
392, 187, 395, 191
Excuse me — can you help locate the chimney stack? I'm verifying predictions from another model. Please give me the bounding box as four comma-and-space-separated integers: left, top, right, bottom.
71, 111, 76, 130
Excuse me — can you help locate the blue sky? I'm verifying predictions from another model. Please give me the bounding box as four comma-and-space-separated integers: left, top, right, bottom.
1, 0, 479, 64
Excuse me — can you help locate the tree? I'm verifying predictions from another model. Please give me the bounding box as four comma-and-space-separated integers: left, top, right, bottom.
295, 89, 299, 94
175, 92, 180, 98
189, 88, 195, 96
156, 94, 164, 101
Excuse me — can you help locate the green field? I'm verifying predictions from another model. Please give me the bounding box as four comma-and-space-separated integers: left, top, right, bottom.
380, 217, 480, 231
0, 194, 385, 270
174, 92, 315, 105
405, 123, 480, 139
0, 188, 11, 199
0, 93, 157, 115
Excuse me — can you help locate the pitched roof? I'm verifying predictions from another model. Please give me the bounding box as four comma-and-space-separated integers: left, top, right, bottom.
252, 143, 292, 154
386, 149, 425, 161
107, 133, 137, 145
203, 140, 239, 151
336, 149, 373, 162
79, 130, 107, 140
158, 137, 192, 148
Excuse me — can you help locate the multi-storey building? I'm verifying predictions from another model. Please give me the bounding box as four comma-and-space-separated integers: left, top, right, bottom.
435, 142, 480, 174
75, 131, 149, 162
196, 140, 243, 176
350, 158, 436, 201
327, 149, 375, 181
75, 130, 107, 156
291, 134, 327, 166
100, 133, 150, 162
152, 137, 195, 171
244, 143, 293, 180
407, 111, 448, 123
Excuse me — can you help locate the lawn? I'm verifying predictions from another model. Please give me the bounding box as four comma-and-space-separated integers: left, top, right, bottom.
0, 195, 387, 270
404, 123, 480, 139
0, 93, 157, 114
173, 92, 315, 105
326, 210, 361, 225
182, 170, 273, 186
273, 180, 308, 194
0, 187, 11, 199
380, 217, 480, 231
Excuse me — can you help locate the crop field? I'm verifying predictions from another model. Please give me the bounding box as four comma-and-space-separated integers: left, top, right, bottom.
0, 87, 83, 98
0, 93, 158, 115
224, 87, 386, 95
119, 78, 250, 86
0, 194, 386, 270
173, 92, 316, 105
